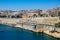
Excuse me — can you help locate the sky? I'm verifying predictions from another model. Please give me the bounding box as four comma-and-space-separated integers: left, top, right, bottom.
0, 0, 60, 10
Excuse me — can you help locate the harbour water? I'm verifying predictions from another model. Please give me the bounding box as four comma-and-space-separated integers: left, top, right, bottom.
0, 24, 60, 40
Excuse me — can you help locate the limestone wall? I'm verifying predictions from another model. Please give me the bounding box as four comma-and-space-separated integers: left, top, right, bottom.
22, 17, 59, 23
0, 17, 59, 32
16, 24, 36, 32
55, 27, 60, 32
33, 17, 59, 23
0, 18, 20, 24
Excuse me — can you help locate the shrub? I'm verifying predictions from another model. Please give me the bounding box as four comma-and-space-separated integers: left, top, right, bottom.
55, 22, 60, 27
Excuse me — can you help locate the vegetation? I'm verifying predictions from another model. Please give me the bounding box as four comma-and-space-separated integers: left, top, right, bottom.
55, 22, 60, 27
33, 14, 37, 17
40, 14, 48, 17
58, 12, 60, 16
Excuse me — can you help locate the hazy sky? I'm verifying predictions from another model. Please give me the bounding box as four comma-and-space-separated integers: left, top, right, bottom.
0, 0, 60, 10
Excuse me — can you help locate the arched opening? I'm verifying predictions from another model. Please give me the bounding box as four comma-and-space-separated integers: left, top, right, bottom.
11, 15, 16, 18
2, 15, 7, 18
16, 15, 22, 18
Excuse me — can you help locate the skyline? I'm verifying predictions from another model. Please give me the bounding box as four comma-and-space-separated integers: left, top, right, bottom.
0, 0, 60, 10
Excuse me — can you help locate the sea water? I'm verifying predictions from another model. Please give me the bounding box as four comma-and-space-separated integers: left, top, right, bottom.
0, 24, 60, 40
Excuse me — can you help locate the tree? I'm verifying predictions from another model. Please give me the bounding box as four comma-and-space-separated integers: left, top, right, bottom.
33, 14, 37, 17
40, 14, 48, 17
58, 12, 60, 16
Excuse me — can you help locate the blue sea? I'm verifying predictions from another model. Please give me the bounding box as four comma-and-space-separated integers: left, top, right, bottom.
0, 24, 60, 40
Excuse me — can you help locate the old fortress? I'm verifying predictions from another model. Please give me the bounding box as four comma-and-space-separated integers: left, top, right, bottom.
0, 7, 60, 38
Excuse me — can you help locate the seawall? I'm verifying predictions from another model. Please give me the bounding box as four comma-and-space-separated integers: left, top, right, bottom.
0, 18, 60, 38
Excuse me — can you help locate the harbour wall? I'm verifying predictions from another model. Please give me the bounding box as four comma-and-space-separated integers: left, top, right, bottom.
0, 17, 60, 38
0, 17, 59, 32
